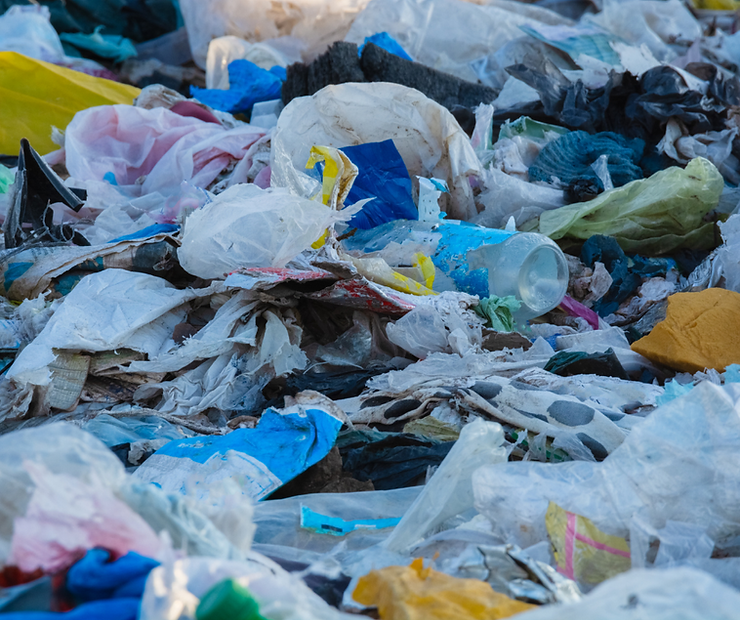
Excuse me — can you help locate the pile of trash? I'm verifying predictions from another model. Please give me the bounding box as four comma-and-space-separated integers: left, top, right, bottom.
4, 0, 740, 617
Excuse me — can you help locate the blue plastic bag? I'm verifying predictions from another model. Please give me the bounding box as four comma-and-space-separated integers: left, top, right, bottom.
341, 140, 418, 229
359, 32, 412, 61
191, 60, 284, 114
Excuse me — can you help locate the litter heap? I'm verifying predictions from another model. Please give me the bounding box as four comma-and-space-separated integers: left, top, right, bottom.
4, 0, 740, 618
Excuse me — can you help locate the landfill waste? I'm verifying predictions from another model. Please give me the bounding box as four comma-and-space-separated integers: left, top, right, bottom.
4, 0, 740, 617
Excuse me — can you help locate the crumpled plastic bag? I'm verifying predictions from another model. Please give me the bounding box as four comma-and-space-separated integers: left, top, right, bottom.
64, 104, 266, 197
508, 567, 740, 619
0, 52, 139, 155
473, 382, 740, 585
538, 157, 724, 255
345, 0, 570, 84
271, 82, 482, 221
178, 183, 355, 279
178, 0, 367, 69
353, 557, 535, 620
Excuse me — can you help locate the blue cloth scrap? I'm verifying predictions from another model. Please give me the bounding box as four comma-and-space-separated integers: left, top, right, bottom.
191, 60, 284, 114
341, 140, 418, 229
67, 549, 160, 602
359, 32, 412, 61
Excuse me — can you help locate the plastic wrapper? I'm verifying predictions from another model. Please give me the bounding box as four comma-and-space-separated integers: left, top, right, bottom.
178, 184, 355, 279
538, 157, 724, 255
473, 382, 740, 586
271, 82, 482, 221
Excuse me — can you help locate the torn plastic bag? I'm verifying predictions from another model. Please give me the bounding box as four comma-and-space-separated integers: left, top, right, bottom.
345, 0, 571, 84
0, 423, 163, 573
0, 52, 139, 156
178, 0, 368, 69
178, 184, 356, 280
385, 292, 483, 359
506, 568, 740, 619
382, 419, 506, 553
133, 398, 343, 501
340, 140, 418, 230
271, 82, 482, 221
0, 423, 255, 566
64, 105, 266, 197
4, 138, 87, 249
191, 60, 284, 115
206, 36, 302, 90
59, 28, 138, 64
588, 0, 702, 62
2, 270, 220, 418
0, 230, 181, 302
139, 554, 359, 620
473, 382, 740, 585
474, 167, 565, 230
538, 157, 724, 255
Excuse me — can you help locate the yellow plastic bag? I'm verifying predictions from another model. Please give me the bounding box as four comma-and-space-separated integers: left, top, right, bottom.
353, 558, 535, 620
546, 502, 631, 586
0, 52, 140, 155
538, 157, 723, 255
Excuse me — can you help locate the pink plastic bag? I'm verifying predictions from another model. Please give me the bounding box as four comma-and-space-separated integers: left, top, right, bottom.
64, 105, 265, 196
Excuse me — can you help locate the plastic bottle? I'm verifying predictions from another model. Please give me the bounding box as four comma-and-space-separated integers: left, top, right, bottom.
342, 219, 569, 321
196, 578, 266, 620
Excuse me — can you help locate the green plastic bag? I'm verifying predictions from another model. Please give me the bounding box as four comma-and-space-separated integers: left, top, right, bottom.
538, 157, 724, 255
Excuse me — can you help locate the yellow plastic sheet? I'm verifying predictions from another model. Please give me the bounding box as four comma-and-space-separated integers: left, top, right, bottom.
0, 52, 140, 155
631, 288, 740, 373
353, 558, 535, 620
690, 0, 740, 9
546, 502, 631, 586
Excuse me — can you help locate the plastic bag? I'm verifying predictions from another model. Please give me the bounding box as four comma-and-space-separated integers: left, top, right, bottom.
383, 418, 507, 553
0, 52, 139, 155
140, 554, 359, 620
353, 557, 535, 620
473, 382, 740, 585
508, 568, 740, 619
178, 0, 368, 69
206, 36, 301, 89
64, 105, 266, 197
537, 157, 724, 255
345, 0, 569, 83
271, 82, 482, 221
178, 184, 354, 279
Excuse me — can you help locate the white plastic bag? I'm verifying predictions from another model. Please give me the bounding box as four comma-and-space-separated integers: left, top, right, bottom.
178, 183, 354, 279
383, 418, 507, 552
345, 0, 569, 83
473, 382, 740, 581
271, 82, 482, 221
512, 567, 740, 620
179, 0, 368, 69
